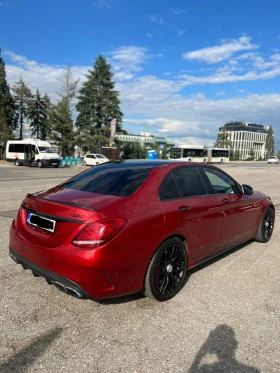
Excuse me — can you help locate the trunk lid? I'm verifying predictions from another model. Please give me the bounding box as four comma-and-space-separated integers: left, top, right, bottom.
19, 188, 125, 247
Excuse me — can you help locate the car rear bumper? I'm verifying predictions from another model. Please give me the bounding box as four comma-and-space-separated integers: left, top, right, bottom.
9, 248, 91, 299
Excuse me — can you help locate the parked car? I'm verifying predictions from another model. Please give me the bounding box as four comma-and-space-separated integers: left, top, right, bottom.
83, 153, 109, 166
9, 160, 275, 301
267, 156, 279, 164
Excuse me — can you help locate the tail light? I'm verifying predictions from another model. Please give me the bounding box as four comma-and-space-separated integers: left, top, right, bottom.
72, 218, 127, 249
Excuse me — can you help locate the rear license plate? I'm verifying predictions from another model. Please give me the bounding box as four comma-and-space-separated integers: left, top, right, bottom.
52, 163, 57, 165
27, 212, 56, 233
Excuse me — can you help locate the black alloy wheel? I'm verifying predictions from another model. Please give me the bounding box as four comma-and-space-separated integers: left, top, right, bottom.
144, 237, 188, 301
256, 206, 275, 243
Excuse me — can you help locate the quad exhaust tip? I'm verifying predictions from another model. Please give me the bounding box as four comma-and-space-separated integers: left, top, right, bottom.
52, 281, 83, 298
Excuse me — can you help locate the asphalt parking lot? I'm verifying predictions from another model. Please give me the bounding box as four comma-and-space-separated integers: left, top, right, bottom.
0, 161, 279, 373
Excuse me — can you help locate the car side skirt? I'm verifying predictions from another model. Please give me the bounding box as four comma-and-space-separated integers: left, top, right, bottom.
190, 238, 255, 268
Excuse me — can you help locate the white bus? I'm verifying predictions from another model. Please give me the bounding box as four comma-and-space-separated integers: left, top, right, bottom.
207, 148, 230, 163
5, 139, 60, 168
169, 145, 208, 162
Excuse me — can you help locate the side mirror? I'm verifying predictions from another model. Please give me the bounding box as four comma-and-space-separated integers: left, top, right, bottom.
242, 184, 254, 195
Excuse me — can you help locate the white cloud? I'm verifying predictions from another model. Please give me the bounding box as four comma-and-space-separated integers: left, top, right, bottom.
177, 29, 186, 37
170, 8, 186, 16
109, 46, 150, 80
150, 14, 163, 24
5, 51, 89, 100
93, 0, 116, 9
180, 67, 280, 86
182, 36, 258, 64
3, 48, 280, 147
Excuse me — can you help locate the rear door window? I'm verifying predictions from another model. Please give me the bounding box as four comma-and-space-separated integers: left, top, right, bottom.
159, 166, 207, 200
173, 167, 207, 197
159, 172, 181, 200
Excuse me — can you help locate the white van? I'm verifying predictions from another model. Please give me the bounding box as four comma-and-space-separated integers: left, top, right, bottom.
5, 139, 60, 168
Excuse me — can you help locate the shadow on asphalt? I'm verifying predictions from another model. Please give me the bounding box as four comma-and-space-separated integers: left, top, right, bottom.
1, 327, 63, 373
188, 324, 260, 372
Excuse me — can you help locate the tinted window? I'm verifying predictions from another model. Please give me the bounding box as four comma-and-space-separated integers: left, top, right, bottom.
182, 148, 207, 157
159, 172, 181, 200
8, 144, 25, 152
173, 167, 207, 197
62, 164, 153, 197
211, 149, 229, 157
202, 167, 240, 194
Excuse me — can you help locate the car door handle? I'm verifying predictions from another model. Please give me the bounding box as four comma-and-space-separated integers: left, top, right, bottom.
178, 206, 191, 212
221, 198, 230, 204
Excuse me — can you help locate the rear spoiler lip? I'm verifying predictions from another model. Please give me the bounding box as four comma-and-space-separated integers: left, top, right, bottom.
26, 193, 95, 211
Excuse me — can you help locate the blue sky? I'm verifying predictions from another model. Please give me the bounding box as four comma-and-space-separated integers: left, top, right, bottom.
1, 0, 280, 149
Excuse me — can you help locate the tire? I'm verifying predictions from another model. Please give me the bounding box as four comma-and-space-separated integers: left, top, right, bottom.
144, 237, 188, 301
37, 160, 43, 168
255, 206, 275, 243
54, 164, 59, 168
15, 159, 20, 166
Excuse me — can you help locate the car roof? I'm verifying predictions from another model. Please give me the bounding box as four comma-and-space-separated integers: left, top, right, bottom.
93, 159, 212, 171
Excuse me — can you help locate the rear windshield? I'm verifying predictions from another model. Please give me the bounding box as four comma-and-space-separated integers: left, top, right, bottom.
62, 163, 154, 196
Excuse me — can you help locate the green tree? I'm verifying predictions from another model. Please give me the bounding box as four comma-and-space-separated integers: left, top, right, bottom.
230, 149, 241, 161
121, 142, 147, 159
276, 150, 280, 160
0, 49, 16, 155
51, 99, 75, 155
42, 93, 53, 139
12, 77, 32, 139
51, 67, 79, 156
151, 143, 168, 159
234, 149, 240, 161
265, 126, 275, 158
29, 89, 47, 139
131, 142, 147, 159
120, 142, 133, 159
214, 127, 232, 149
76, 55, 123, 151
248, 148, 255, 160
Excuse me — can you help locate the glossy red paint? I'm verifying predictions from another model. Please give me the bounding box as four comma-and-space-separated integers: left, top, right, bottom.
9, 160, 275, 301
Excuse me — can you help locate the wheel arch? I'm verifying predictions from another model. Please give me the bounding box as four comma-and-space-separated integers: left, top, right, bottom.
143, 234, 189, 300
143, 233, 189, 286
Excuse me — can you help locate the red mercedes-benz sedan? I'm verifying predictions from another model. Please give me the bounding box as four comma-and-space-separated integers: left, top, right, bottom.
9, 160, 275, 301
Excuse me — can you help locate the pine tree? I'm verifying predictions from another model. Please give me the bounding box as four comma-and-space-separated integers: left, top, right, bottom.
51, 67, 78, 156
0, 49, 16, 155
51, 98, 75, 156
29, 89, 47, 139
265, 126, 275, 158
12, 77, 32, 139
76, 55, 123, 152
42, 93, 52, 138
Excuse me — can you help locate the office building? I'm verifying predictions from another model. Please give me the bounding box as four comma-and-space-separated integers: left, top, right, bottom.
218, 122, 268, 160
